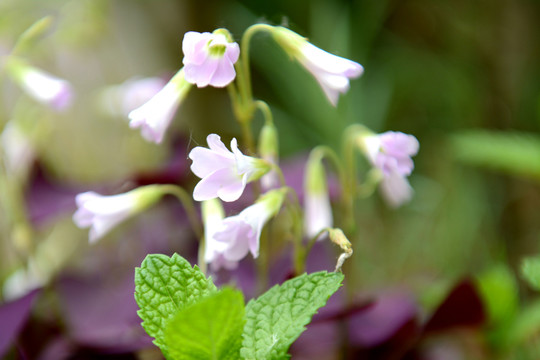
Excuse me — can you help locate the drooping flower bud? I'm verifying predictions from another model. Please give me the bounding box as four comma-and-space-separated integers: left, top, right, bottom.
304, 150, 333, 238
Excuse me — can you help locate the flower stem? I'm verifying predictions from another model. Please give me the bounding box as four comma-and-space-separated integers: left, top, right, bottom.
282, 186, 305, 275
158, 185, 202, 238
157, 184, 206, 273
230, 24, 275, 155
240, 24, 275, 105
255, 100, 274, 126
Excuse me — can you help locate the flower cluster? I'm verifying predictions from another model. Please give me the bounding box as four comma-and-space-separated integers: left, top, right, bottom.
72, 24, 419, 273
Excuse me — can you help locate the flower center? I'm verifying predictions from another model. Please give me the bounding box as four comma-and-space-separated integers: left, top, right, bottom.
208, 42, 227, 57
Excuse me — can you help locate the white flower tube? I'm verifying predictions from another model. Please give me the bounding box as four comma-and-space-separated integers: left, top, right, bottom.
212, 188, 287, 262
128, 69, 191, 144
201, 198, 238, 271
73, 186, 163, 243
6, 57, 73, 111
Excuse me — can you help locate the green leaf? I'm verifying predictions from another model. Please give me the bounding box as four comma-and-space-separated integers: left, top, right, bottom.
241, 271, 344, 360
476, 265, 519, 327
134, 253, 217, 357
503, 300, 540, 350
450, 131, 540, 181
522, 256, 540, 291
164, 288, 245, 360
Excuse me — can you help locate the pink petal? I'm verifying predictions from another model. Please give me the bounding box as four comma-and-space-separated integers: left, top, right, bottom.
380, 171, 413, 208
184, 57, 219, 88
216, 174, 247, 202
192, 167, 244, 202
189, 147, 234, 178
209, 58, 237, 88
183, 32, 212, 65
225, 42, 240, 64
207, 133, 232, 154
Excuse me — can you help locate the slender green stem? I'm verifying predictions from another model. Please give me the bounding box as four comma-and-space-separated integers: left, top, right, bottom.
158, 184, 206, 273
340, 124, 373, 233
157, 185, 203, 239
230, 24, 276, 154
256, 225, 270, 294
239, 24, 275, 105
255, 100, 274, 126
282, 186, 305, 275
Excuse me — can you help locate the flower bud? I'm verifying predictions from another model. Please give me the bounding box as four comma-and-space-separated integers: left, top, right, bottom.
304, 150, 333, 238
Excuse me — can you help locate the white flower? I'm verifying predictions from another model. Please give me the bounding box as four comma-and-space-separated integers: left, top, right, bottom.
212, 188, 286, 262
182, 30, 240, 88
6, 58, 73, 111
360, 131, 419, 207
100, 76, 167, 118
128, 69, 191, 144
201, 199, 238, 271
189, 134, 270, 202
73, 186, 163, 243
273, 26, 363, 106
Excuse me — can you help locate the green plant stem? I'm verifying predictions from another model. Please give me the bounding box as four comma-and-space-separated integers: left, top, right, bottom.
255, 100, 274, 126
281, 187, 305, 276
230, 24, 275, 155
341, 124, 373, 233
239, 24, 274, 105
157, 185, 205, 273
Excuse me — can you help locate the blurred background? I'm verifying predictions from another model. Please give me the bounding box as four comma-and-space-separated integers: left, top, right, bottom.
1, 0, 540, 359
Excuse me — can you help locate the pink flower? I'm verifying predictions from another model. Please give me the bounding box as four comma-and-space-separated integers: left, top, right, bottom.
182, 30, 240, 88
73, 187, 162, 243
128, 69, 191, 144
212, 188, 286, 262
273, 27, 363, 106
189, 134, 270, 202
6, 58, 73, 111
362, 131, 419, 207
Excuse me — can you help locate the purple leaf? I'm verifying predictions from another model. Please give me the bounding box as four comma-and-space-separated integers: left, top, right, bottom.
423, 278, 486, 334
0, 289, 41, 358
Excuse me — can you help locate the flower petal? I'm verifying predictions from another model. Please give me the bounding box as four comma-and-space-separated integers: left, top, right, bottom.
193, 167, 244, 202
379, 171, 413, 208
189, 147, 234, 178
